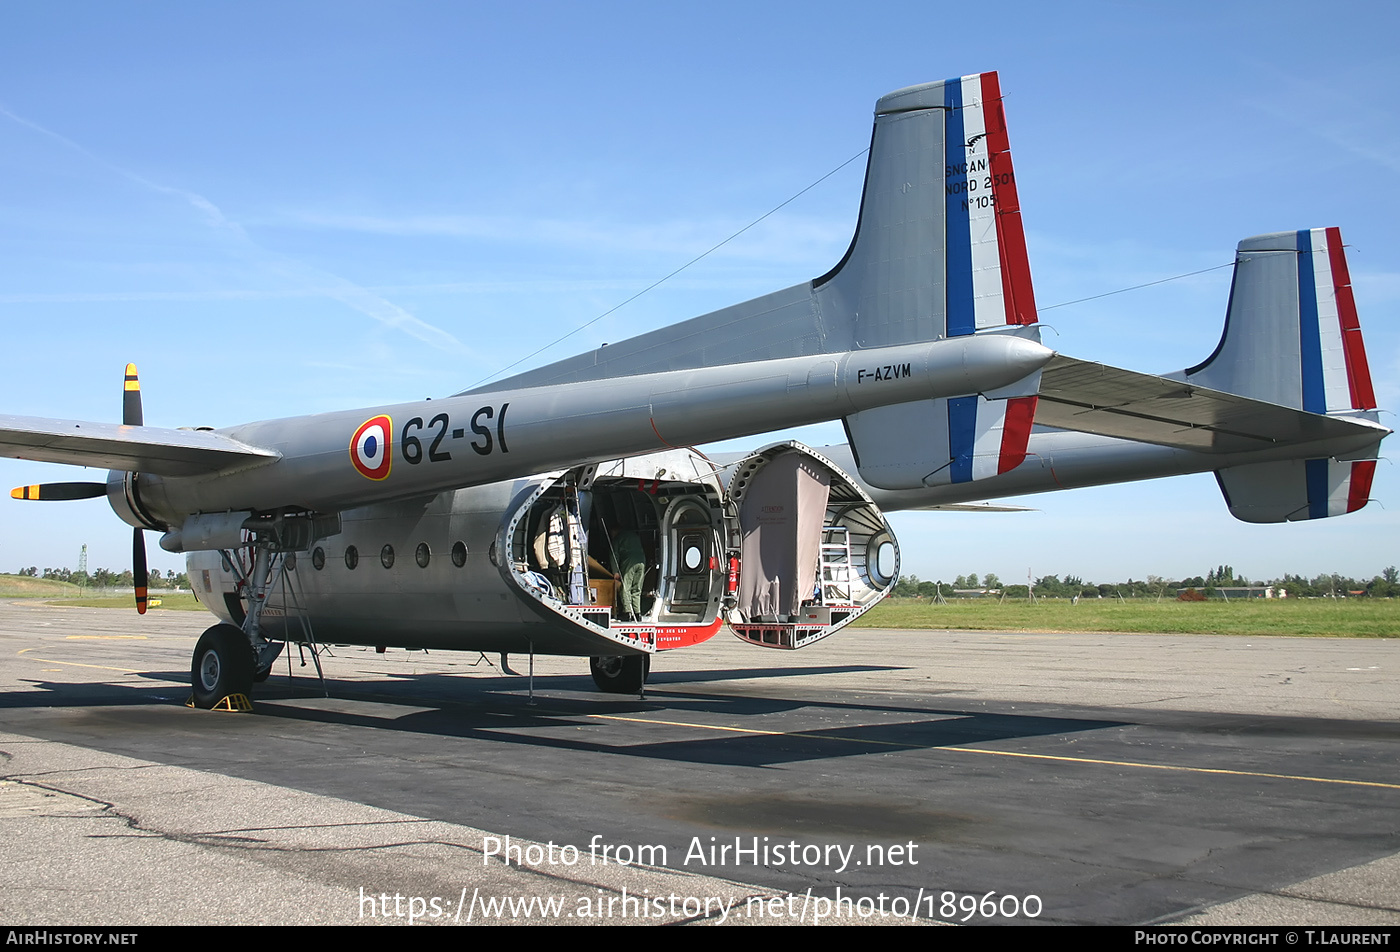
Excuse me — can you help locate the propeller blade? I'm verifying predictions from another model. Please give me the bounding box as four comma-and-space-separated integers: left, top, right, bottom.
133, 527, 148, 615
11, 482, 107, 501
123, 363, 143, 427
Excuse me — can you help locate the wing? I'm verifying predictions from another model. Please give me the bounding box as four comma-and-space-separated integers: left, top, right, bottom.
0, 414, 280, 477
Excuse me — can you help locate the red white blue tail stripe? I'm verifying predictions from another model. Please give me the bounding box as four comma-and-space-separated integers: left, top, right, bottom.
1217, 454, 1377, 523
1288, 228, 1376, 521
1299, 229, 1377, 520
943, 394, 1038, 484
1305, 457, 1376, 519
1299, 227, 1376, 414
936, 73, 1039, 484
944, 72, 1038, 336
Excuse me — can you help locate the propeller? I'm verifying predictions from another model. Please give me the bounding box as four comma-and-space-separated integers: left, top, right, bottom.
10, 483, 107, 501
123, 362, 143, 427
123, 364, 149, 615
9, 363, 151, 614
132, 524, 148, 615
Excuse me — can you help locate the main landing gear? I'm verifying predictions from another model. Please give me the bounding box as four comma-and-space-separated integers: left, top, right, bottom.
187, 511, 336, 709
191, 624, 254, 709
589, 654, 651, 695
187, 543, 287, 710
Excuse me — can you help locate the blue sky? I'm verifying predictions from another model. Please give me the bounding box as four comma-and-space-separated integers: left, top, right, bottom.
1, 1, 1396, 585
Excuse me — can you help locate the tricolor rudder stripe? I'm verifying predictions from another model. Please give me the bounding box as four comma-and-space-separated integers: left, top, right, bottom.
943, 71, 1038, 336
997, 395, 1038, 474
1299, 227, 1375, 413
1305, 457, 1376, 520
1215, 453, 1379, 523
350, 415, 393, 481
946, 394, 1038, 484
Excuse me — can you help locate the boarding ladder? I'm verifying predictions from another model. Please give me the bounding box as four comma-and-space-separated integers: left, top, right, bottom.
819, 526, 853, 603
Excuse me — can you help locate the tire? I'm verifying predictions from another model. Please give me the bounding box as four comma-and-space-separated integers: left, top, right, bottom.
191, 624, 254, 709
589, 654, 650, 694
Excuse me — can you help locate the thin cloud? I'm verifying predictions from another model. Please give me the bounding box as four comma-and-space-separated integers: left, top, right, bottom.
264, 208, 850, 265
1236, 63, 1400, 176
0, 103, 468, 353
0, 276, 778, 305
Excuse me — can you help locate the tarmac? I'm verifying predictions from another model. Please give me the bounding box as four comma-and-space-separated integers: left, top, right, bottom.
2, 599, 1397, 925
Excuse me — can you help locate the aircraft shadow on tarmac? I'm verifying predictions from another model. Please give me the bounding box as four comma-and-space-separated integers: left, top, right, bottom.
9, 661, 908, 711
254, 691, 1129, 768
4, 665, 1130, 769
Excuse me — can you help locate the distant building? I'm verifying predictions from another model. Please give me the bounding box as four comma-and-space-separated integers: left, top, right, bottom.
1178, 586, 1281, 599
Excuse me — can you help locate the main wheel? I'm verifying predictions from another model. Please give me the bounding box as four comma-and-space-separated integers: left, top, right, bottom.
589, 654, 650, 694
191, 624, 254, 709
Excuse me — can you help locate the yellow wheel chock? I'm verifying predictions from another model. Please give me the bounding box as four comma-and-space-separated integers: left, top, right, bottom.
185, 693, 253, 712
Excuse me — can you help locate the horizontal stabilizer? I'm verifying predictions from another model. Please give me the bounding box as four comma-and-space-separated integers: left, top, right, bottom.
1033, 227, 1387, 455
917, 501, 1036, 513
1035, 355, 1385, 453
0, 415, 279, 477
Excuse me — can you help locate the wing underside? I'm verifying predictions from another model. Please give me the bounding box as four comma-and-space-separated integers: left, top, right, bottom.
0, 415, 279, 477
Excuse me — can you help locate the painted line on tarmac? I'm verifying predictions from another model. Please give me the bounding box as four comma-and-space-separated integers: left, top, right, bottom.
65, 635, 149, 640
18, 656, 144, 674
589, 713, 1400, 792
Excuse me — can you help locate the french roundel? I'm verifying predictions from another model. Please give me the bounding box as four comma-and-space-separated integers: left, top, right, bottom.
350, 415, 393, 481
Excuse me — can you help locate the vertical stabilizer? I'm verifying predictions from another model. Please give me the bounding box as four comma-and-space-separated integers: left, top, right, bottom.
838, 72, 1043, 491
1185, 228, 1375, 413
816, 71, 1039, 347
1199, 228, 1382, 522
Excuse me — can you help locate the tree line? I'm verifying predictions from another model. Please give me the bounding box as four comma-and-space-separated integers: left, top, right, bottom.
893, 564, 1400, 599
13, 566, 191, 590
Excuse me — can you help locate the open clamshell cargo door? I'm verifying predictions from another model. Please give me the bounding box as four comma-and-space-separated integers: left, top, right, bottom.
500, 443, 897, 656
725, 442, 898, 648
503, 448, 730, 655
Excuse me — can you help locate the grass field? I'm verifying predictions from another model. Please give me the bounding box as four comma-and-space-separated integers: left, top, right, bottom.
1, 573, 204, 611
855, 597, 1400, 638
7, 570, 1396, 636
41, 593, 207, 611
0, 575, 84, 598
